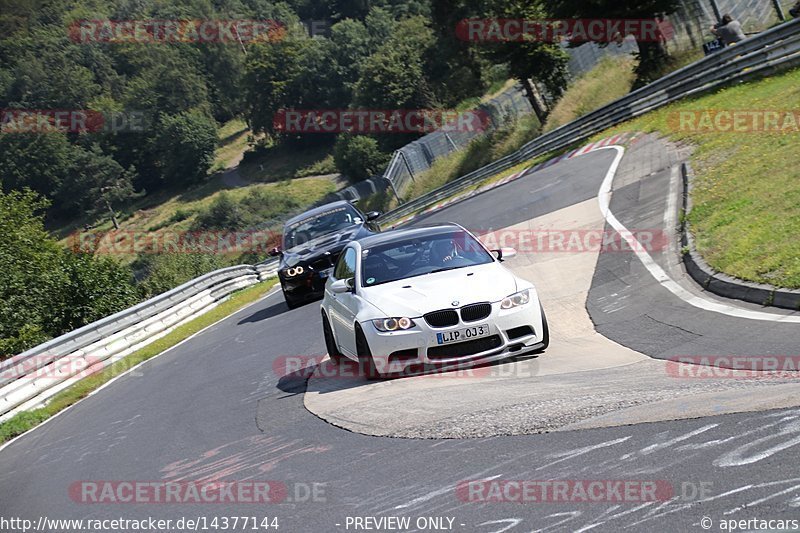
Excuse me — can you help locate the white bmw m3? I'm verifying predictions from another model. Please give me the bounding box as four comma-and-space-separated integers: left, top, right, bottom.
320, 223, 549, 378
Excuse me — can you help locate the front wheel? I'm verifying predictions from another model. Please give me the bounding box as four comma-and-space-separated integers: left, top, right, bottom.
355, 325, 381, 380
322, 313, 346, 363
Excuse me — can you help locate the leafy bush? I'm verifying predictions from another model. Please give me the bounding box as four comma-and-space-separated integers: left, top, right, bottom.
154, 110, 219, 186
0, 189, 140, 358
135, 253, 233, 299
52, 253, 141, 334
0, 190, 63, 356
240, 186, 302, 221
333, 134, 390, 182
192, 192, 250, 231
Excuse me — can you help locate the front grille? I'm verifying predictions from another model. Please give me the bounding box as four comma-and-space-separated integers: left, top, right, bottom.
424, 310, 459, 328
460, 302, 491, 322
427, 335, 503, 359
507, 325, 534, 340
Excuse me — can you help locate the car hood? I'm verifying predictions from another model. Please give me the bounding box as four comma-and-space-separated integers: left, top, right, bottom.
362, 263, 519, 318
281, 225, 363, 267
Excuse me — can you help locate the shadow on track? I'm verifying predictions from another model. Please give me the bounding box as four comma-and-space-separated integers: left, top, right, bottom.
276, 352, 541, 398
238, 300, 294, 324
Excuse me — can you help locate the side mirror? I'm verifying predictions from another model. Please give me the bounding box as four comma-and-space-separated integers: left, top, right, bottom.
501, 247, 517, 259
366, 211, 382, 221
269, 246, 282, 257
492, 248, 517, 261
331, 278, 354, 294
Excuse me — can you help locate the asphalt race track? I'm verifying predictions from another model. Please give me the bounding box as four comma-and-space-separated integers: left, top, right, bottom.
3, 138, 800, 532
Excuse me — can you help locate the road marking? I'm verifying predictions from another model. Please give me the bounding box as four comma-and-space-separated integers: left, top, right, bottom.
664, 165, 680, 261
596, 145, 800, 323
0, 285, 283, 456
393, 474, 502, 510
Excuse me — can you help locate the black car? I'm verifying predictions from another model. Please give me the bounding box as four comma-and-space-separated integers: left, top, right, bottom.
271, 201, 381, 308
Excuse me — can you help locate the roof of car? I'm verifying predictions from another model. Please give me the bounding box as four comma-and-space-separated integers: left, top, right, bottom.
283, 200, 357, 227
355, 224, 463, 249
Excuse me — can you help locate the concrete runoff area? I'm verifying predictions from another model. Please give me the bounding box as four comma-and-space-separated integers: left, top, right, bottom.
304, 150, 800, 439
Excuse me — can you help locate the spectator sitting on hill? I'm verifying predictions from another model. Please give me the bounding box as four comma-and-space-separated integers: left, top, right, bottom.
711, 14, 746, 45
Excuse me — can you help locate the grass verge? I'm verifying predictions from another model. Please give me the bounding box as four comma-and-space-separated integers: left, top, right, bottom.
58, 177, 336, 244
0, 279, 278, 445
595, 66, 800, 288
544, 56, 637, 132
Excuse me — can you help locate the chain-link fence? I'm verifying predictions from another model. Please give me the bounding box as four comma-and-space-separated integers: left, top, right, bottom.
564, 0, 790, 76
667, 0, 787, 49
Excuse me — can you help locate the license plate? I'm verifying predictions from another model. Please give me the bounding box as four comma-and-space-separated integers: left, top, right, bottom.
436, 324, 490, 345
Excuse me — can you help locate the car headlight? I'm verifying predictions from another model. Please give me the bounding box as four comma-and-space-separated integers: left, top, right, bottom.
284, 266, 305, 277
372, 317, 416, 332
500, 289, 530, 309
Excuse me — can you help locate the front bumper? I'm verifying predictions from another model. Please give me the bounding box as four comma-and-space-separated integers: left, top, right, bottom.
280, 268, 333, 301
361, 299, 545, 375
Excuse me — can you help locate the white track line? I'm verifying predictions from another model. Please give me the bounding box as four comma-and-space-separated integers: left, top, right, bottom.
596, 145, 800, 323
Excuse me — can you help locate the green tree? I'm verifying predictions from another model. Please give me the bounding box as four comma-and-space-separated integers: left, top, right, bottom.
54, 144, 142, 220
0, 189, 140, 357
153, 110, 218, 186
192, 191, 251, 231
0, 190, 62, 356
0, 133, 76, 200
548, 0, 681, 87
354, 17, 437, 111
477, 0, 569, 122
243, 38, 309, 135
325, 19, 372, 107
52, 252, 140, 334
333, 134, 390, 181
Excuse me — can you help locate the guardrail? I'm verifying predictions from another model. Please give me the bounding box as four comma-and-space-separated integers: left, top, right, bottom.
0, 259, 279, 422
379, 18, 800, 227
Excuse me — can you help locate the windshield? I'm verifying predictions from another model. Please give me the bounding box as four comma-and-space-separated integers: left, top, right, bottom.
360, 230, 494, 287
283, 205, 362, 249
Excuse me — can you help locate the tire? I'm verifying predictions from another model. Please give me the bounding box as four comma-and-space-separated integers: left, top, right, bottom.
355, 325, 381, 380
535, 303, 550, 352
322, 313, 346, 363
